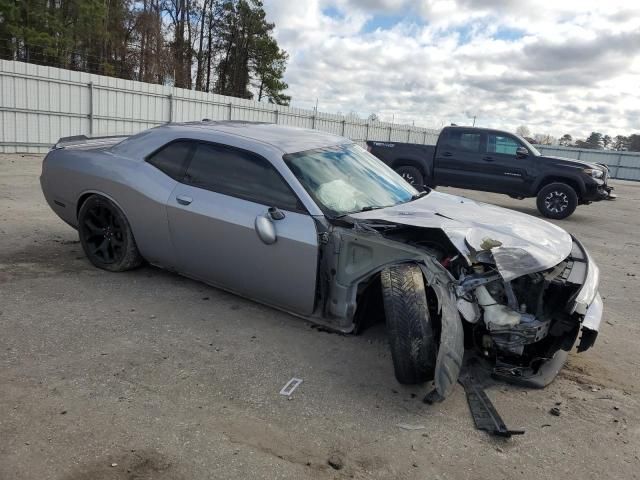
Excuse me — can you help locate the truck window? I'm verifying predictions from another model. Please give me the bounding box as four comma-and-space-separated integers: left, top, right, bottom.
487, 134, 520, 155
445, 130, 481, 153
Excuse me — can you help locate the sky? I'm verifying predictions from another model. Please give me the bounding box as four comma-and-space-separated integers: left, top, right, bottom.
262, 0, 640, 139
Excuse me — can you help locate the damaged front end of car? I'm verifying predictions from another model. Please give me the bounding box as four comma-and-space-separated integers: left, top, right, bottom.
316, 193, 603, 400
455, 235, 601, 389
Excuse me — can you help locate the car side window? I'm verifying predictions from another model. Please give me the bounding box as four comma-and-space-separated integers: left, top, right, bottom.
445, 130, 482, 153
146, 141, 194, 180
184, 143, 303, 212
487, 134, 520, 155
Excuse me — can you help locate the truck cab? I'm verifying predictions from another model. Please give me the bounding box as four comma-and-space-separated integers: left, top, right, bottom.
367, 126, 615, 219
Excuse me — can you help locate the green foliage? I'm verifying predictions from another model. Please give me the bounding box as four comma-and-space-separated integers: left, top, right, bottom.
585, 132, 603, 149
253, 34, 290, 105
1, 0, 290, 101
628, 134, 640, 152
213, 0, 289, 103
559, 134, 572, 146
613, 135, 629, 151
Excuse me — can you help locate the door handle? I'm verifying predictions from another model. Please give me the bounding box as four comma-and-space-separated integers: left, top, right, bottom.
176, 195, 193, 206
482, 156, 494, 162
442, 151, 453, 157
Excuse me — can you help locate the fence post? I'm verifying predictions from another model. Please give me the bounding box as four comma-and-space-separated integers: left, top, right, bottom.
274, 109, 279, 124
365, 122, 369, 142
407, 128, 411, 142
312, 114, 316, 129
228, 102, 233, 120
423, 130, 427, 145
615, 153, 623, 179
577, 150, 582, 160
167, 94, 173, 123
88, 82, 94, 135
341, 119, 346, 136
388, 126, 392, 141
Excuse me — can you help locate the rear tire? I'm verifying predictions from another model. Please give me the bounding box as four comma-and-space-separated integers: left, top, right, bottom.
536, 183, 578, 219
78, 195, 143, 272
395, 165, 425, 190
381, 264, 437, 384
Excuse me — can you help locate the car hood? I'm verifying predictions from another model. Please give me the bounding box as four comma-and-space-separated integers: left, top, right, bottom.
540, 155, 603, 171
350, 191, 573, 281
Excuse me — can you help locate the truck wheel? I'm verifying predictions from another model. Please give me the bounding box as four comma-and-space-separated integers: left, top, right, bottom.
78, 195, 144, 272
381, 264, 437, 384
395, 165, 424, 190
536, 183, 578, 219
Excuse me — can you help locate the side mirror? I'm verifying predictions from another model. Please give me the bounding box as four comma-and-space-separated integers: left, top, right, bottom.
268, 206, 286, 221
255, 215, 277, 245
516, 146, 529, 158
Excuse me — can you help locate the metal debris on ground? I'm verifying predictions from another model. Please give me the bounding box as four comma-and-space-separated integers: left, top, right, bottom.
549, 407, 562, 416
396, 423, 426, 431
458, 372, 525, 438
279, 378, 303, 396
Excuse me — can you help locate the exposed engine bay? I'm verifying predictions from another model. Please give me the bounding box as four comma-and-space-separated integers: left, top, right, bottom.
381, 222, 590, 379
315, 194, 603, 400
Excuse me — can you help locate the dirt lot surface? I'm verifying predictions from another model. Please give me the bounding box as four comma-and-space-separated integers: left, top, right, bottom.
1, 153, 639, 480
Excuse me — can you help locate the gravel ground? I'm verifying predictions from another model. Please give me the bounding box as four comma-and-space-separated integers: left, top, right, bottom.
1, 153, 639, 480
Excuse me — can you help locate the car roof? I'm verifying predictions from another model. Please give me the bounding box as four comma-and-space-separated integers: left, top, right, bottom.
165, 120, 350, 154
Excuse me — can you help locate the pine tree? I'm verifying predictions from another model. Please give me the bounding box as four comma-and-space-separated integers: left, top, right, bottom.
0, 0, 291, 101
254, 35, 290, 105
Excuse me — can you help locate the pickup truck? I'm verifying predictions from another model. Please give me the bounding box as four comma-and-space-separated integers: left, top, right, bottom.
366, 126, 615, 219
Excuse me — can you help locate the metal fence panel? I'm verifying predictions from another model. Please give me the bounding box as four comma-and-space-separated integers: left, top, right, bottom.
1, 59, 638, 182
536, 145, 640, 181
0, 59, 439, 154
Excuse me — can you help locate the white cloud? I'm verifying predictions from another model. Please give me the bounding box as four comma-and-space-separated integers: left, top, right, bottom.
263, 0, 640, 138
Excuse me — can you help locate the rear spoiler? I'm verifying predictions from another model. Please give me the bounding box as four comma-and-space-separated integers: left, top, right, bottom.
53, 134, 130, 150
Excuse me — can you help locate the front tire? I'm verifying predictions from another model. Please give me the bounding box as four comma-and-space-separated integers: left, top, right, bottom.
536, 183, 578, 219
381, 264, 437, 384
395, 165, 425, 190
78, 195, 143, 272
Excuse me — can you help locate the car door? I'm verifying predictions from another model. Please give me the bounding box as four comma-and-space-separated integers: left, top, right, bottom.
138, 140, 195, 270
433, 129, 486, 189
480, 133, 529, 194
166, 141, 319, 316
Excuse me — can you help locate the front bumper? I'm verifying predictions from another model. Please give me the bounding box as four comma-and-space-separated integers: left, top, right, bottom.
584, 167, 616, 202
577, 292, 602, 352
571, 238, 603, 352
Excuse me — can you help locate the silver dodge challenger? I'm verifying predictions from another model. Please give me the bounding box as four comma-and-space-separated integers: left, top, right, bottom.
41, 121, 603, 399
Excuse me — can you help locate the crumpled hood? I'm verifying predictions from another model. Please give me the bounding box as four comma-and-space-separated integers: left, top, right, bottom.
350, 191, 573, 281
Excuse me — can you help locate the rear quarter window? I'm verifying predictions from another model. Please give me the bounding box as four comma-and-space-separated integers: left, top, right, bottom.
146, 141, 194, 180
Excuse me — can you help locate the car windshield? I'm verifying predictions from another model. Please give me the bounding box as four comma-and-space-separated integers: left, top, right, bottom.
284, 144, 419, 217
515, 134, 541, 156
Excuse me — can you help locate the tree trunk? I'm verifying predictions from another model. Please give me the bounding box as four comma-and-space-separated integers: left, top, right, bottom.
139, 0, 147, 81
195, 0, 207, 91
205, 0, 215, 92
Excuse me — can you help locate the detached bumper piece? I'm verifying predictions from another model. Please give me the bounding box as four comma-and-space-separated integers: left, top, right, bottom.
459, 372, 525, 438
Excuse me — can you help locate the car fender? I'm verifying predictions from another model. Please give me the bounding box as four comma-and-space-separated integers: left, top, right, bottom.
533, 174, 586, 196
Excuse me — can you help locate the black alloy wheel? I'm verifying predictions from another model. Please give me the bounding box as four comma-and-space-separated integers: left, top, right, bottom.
536, 182, 578, 219
78, 195, 143, 271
